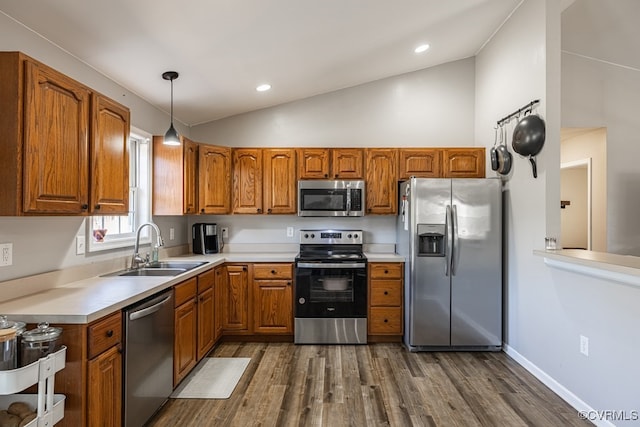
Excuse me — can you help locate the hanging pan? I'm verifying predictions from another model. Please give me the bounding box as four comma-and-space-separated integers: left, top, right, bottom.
490, 126, 499, 171
512, 112, 546, 178
495, 123, 512, 175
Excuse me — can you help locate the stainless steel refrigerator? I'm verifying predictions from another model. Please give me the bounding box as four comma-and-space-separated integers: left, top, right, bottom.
397, 177, 502, 351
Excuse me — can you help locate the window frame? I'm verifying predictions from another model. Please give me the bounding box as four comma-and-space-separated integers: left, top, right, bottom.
87, 126, 152, 253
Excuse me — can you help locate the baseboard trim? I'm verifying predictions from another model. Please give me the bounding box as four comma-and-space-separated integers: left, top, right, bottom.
503, 344, 614, 427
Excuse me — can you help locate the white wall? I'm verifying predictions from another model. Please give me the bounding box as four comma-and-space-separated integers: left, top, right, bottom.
0, 13, 188, 282
476, 1, 639, 424
187, 58, 478, 258
562, 52, 640, 255
191, 58, 476, 148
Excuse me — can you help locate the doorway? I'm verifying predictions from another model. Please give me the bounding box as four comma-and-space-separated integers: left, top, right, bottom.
560, 159, 591, 250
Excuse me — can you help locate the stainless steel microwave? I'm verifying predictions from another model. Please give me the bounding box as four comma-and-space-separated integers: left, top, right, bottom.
298, 180, 365, 217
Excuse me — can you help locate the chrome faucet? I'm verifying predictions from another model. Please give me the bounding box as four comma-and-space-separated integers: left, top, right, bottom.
130, 222, 165, 269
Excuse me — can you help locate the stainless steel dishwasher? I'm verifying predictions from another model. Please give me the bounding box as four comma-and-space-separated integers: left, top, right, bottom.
124, 288, 174, 427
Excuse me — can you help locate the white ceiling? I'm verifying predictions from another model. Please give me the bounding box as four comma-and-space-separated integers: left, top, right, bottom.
562, 0, 640, 71
0, 0, 522, 126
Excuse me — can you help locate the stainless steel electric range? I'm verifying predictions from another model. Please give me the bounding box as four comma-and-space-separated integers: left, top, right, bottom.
294, 229, 367, 344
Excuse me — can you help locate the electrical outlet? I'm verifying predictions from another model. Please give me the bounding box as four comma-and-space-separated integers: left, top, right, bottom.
169, 228, 175, 241
76, 236, 85, 255
580, 335, 589, 356
0, 243, 12, 267
287, 227, 294, 237
221, 227, 229, 238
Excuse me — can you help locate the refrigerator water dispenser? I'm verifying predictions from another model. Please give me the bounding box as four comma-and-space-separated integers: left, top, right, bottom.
417, 224, 445, 256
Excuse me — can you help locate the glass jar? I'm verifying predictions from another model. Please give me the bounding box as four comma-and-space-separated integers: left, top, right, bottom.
0, 315, 26, 370
20, 322, 62, 366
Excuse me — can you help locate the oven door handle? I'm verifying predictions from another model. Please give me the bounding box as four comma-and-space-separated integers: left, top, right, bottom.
296, 262, 366, 269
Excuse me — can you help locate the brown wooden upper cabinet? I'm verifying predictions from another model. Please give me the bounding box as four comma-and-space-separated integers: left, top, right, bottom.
0, 52, 130, 216
153, 136, 199, 215
233, 148, 296, 214
198, 145, 231, 214
91, 94, 131, 214
153, 139, 232, 215
297, 148, 364, 179
442, 148, 485, 178
232, 148, 263, 214
398, 148, 442, 180
365, 148, 398, 215
263, 148, 297, 214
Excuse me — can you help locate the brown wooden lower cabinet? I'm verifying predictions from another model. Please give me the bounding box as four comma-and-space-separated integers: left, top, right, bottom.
368, 262, 404, 338
196, 269, 215, 360
252, 263, 293, 334
223, 264, 250, 332
173, 277, 199, 386
87, 345, 122, 427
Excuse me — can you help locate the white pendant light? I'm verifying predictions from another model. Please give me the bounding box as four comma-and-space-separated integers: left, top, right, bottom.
162, 71, 180, 146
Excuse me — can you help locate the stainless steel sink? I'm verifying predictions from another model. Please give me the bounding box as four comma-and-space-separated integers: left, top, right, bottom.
117, 268, 187, 277
145, 261, 208, 270
101, 261, 208, 277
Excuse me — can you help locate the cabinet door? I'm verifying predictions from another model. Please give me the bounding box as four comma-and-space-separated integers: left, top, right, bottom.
332, 148, 364, 179
174, 299, 197, 385
23, 59, 90, 214
232, 149, 263, 214
90, 94, 130, 215
398, 148, 442, 180
297, 148, 329, 179
223, 265, 249, 331
199, 145, 231, 214
263, 148, 296, 214
442, 148, 486, 178
214, 266, 226, 340
365, 149, 398, 214
183, 138, 199, 214
88, 345, 122, 427
197, 287, 215, 360
253, 279, 293, 334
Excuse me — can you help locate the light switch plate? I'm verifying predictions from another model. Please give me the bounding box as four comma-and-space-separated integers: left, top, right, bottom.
76, 236, 86, 255
287, 227, 294, 237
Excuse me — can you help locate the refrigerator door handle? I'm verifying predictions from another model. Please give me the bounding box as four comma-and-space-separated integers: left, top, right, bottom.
445, 204, 452, 276
451, 204, 460, 276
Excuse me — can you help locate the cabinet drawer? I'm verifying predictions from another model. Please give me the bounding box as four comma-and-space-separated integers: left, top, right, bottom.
253, 263, 292, 279
88, 312, 122, 359
369, 263, 403, 279
174, 277, 198, 307
369, 307, 403, 335
198, 269, 215, 293
370, 280, 402, 306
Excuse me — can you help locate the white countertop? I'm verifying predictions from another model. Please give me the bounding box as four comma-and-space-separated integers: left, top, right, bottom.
0, 251, 403, 324
534, 249, 640, 287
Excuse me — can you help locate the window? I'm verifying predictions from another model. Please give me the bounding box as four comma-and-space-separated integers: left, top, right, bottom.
88, 128, 152, 252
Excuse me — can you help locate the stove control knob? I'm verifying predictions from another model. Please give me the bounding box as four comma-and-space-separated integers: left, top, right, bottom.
354, 233, 359, 239
347, 234, 352, 239
304, 233, 309, 239
310, 233, 315, 238
298, 297, 306, 305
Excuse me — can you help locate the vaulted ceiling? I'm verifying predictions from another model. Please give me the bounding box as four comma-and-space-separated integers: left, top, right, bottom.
0, 0, 522, 125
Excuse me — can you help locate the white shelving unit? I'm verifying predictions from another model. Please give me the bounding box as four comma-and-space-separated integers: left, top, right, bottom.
0, 346, 66, 427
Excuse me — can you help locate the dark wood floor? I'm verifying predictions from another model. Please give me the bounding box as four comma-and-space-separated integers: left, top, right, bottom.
148, 342, 591, 427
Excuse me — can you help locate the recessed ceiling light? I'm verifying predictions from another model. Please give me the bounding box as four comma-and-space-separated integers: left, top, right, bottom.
414, 44, 430, 54
256, 84, 271, 92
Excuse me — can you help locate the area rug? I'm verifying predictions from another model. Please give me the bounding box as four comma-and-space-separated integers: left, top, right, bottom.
171, 357, 251, 399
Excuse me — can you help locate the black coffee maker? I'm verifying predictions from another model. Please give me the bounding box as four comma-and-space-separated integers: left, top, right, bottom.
192, 223, 222, 254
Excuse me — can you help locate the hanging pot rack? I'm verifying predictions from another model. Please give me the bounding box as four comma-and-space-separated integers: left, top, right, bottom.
496, 99, 540, 127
